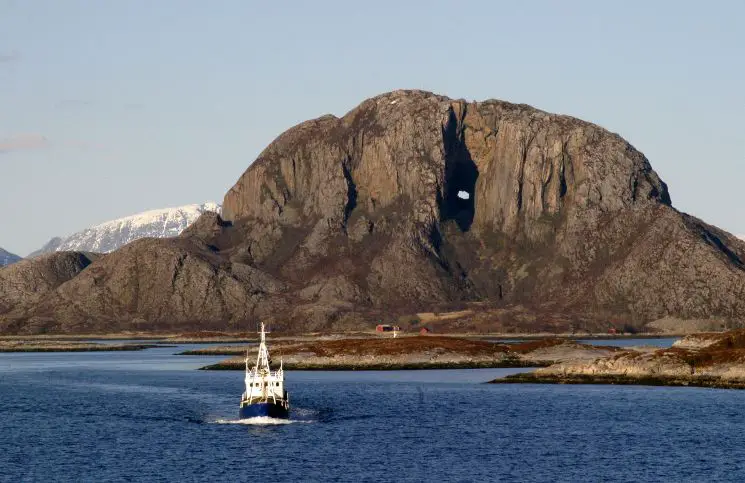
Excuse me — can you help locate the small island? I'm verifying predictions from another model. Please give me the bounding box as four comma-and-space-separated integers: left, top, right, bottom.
189, 336, 617, 370
491, 328, 745, 389
0, 340, 159, 352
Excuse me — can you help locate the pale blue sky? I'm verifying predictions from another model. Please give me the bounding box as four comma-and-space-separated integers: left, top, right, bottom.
1, 0, 743, 255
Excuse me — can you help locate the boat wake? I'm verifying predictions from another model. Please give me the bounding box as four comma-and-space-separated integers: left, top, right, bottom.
212, 416, 313, 425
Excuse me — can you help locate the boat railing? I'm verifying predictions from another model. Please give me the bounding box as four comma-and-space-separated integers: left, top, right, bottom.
246, 368, 283, 379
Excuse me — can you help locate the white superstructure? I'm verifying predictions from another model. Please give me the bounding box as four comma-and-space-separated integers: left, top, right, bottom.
241, 323, 287, 406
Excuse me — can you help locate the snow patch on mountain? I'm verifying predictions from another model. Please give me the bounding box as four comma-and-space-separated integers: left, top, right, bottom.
0, 248, 21, 266
33, 202, 221, 255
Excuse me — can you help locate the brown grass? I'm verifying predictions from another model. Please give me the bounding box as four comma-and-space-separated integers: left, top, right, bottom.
664, 346, 745, 367
279, 336, 508, 357
0, 341, 156, 352
169, 331, 257, 340
615, 331, 745, 369
506, 338, 567, 354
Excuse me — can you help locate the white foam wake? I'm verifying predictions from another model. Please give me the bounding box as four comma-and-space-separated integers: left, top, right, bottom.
212, 416, 313, 426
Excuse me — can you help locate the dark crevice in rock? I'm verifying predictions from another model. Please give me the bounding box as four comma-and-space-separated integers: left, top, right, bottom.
559, 141, 572, 200
541, 162, 554, 212
171, 254, 186, 291
342, 160, 357, 227
700, 229, 745, 270
441, 106, 478, 232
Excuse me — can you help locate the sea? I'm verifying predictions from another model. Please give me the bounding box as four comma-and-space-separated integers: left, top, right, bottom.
2, 338, 745, 482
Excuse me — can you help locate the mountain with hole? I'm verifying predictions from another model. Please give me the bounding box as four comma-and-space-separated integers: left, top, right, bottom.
2, 90, 745, 334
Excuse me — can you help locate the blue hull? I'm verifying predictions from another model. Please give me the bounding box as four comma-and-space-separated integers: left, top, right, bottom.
239, 402, 289, 419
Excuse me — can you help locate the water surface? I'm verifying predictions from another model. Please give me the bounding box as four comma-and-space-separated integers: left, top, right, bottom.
1, 345, 743, 482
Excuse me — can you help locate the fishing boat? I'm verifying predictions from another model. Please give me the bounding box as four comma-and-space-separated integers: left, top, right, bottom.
239, 323, 290, 419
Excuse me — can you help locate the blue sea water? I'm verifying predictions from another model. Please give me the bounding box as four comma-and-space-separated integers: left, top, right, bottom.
1, 344, 744, 482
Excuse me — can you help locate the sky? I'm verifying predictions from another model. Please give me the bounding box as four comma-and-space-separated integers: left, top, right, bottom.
1, 0, 743, 256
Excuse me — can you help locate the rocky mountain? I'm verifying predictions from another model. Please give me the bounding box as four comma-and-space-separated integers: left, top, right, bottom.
0, 248, 21, 267
2, 90, 745, 334
30, 202, 221, 256
0, 252, 98, 332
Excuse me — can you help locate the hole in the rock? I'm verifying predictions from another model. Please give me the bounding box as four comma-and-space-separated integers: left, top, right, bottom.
441, 109, 479, 232
443, 152, 478, 232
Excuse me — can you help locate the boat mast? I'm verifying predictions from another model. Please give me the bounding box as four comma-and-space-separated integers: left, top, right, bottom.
255, 322, 270, 373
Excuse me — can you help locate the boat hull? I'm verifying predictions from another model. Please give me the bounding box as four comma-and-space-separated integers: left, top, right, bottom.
239, 401, 289, 419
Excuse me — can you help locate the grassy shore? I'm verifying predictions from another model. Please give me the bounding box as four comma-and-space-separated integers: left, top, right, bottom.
489, 372, 745, 389
178, 346, 253, 356
0, 334, 167, 341
0, 331, 683, 342
0, 341, 160, 352
188, 336, 604, 370
200, 359, 549, 371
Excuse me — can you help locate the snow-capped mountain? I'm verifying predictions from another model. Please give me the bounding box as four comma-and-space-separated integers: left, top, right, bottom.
32, 202, 221, 256
27, 237, 64, 258
0, 248, 21, 266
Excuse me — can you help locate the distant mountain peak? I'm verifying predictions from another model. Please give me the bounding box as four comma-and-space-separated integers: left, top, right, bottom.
0, 247, 21, 266
31, 202, 221, 256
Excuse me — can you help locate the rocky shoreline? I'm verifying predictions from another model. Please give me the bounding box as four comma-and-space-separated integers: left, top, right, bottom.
490, 329, 745, 389
490, 373, 745, 389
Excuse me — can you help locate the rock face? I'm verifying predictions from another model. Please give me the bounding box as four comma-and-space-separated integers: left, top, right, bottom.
30, 202, 221, 256
0, 252, 97, 332
2, 90, 745, 334
0, 248, 21, 266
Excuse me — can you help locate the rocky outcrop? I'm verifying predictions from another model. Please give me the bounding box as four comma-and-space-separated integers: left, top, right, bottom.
1, 236, 285, 334
0, 252, 97, 330
494, 329, 745, 388
3, 90, 745, 334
